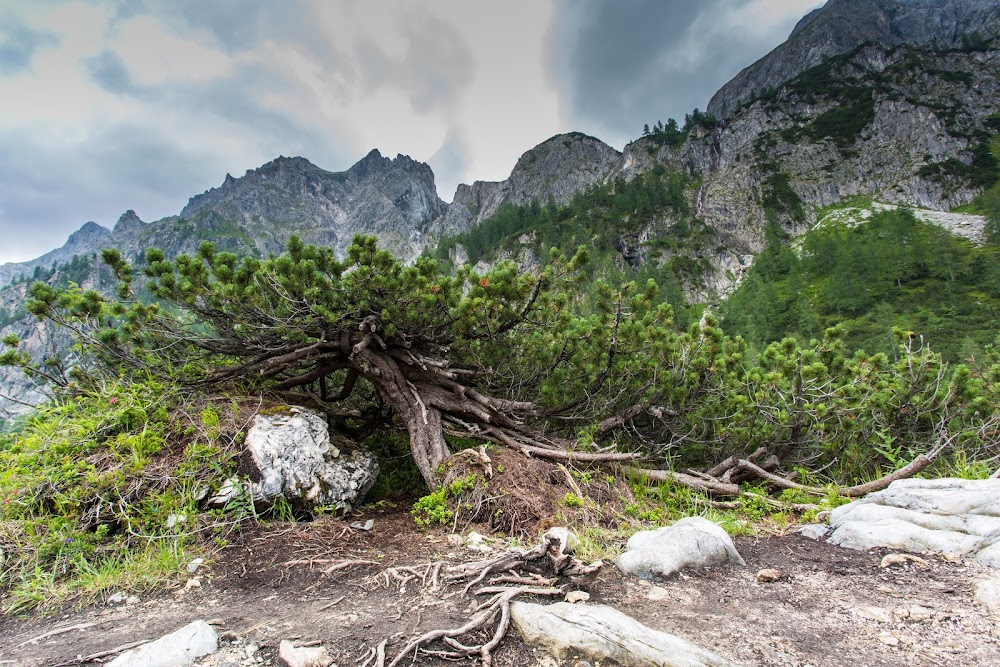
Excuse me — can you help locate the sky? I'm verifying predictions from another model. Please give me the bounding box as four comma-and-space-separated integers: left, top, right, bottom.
0, 0, 822, 264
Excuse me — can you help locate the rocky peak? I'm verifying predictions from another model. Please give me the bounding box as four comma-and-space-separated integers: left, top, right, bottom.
67, 221, 111, 245
506, 133, 621, 199
789, 7, 824, 38
346, 149, 392, 181
112, 209, 144, 234
429, 133, 622, 239
708, 0, 1000, 118
170, 150, 446, 262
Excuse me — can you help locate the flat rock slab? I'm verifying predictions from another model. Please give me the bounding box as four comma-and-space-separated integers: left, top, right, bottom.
107, 620, 217, 667
277, 639, 333, 667
511, 601, 741, 667
614, 516, 745, 580
828, 478, 1000, 564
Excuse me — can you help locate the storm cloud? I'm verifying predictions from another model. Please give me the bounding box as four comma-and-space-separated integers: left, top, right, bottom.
0, 0, 812, 264
549, 0, 822, 145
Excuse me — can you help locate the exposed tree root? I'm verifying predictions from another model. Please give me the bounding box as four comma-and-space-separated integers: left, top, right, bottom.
369, 527, 601, 666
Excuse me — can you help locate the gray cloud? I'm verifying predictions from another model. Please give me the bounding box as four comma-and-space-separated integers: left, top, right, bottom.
84, 49, 138, 94
0, 124, 225, 261
80, 43, 351, 170
0, 21, 58, 75
180, 64, 352, 164
140, 0, 337, 62
549, 0, 817, 145
398, 12, 476, 113
429, 129, 471, 199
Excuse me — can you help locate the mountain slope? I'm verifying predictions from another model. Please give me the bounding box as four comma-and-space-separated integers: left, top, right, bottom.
0, 221, 111, 287
708, 0, 1000, 119
677, 41, 999, 270
431, 133, 622, 237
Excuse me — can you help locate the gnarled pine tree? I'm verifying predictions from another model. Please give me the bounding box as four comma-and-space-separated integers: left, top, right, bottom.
27, 236, 666, 488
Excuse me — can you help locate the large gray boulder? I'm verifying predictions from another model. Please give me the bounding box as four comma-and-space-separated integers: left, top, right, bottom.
511, 601, 741, 667
828, 478, 1000, 563
614, 517, 745, 580
107, 620, 217, 667
208, 406, 378, 511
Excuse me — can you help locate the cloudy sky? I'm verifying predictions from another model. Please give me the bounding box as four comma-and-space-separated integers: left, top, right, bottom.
0, 0, 822, 263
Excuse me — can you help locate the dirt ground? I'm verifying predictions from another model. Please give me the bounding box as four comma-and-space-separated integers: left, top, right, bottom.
2, 506, 999, 667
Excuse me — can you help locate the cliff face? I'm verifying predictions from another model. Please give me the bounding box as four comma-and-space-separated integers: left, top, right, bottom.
434, 133, 623, 237
632, 42, 1000, 269
176, 152, 447, 263
708, 0, 1000, 119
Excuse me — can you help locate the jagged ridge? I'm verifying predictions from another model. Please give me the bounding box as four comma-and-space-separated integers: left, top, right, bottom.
708, 0, 1000, 119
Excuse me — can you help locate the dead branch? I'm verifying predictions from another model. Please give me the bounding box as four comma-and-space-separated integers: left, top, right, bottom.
736, 451, 938, 498
628, 466, 740, 496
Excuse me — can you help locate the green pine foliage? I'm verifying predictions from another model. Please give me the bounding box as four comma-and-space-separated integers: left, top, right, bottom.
5, 230, 1000, 609
433, 166, 710, 327
719, 210, 1000, 361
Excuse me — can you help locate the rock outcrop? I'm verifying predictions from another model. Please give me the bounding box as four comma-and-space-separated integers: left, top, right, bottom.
207, 406, 379, 511
511, 601, 741, 667
708, 0, 1000, 119
827, 478, 1000, 564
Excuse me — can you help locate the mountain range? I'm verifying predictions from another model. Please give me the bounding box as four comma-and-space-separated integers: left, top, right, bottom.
1, 0, 998, 417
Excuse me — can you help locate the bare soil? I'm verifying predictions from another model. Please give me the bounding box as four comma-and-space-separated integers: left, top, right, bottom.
2, 507, 998, 667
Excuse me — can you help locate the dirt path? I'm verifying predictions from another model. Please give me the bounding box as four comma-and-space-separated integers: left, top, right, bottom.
2, 508, 999, 666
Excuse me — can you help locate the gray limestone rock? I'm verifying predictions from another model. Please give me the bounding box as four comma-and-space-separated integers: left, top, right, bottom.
107, 620, 217, 667
799, 524, 829, 540
708, 0, 1000, 119
614, 517, 745, 580
276, 640, 333, 667
975, 577, 1000, 615
208, 406, 378, 511
828, 478, 1000, 561
511, 601, 741, 667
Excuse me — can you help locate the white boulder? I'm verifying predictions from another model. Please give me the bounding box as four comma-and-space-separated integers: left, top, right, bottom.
277, 639, 333, 667
511, 601, 741, 667
614, 516, 745, 580
107, 620, 217, 667
828, 478, 1000, 562
208, 406, 378, 511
